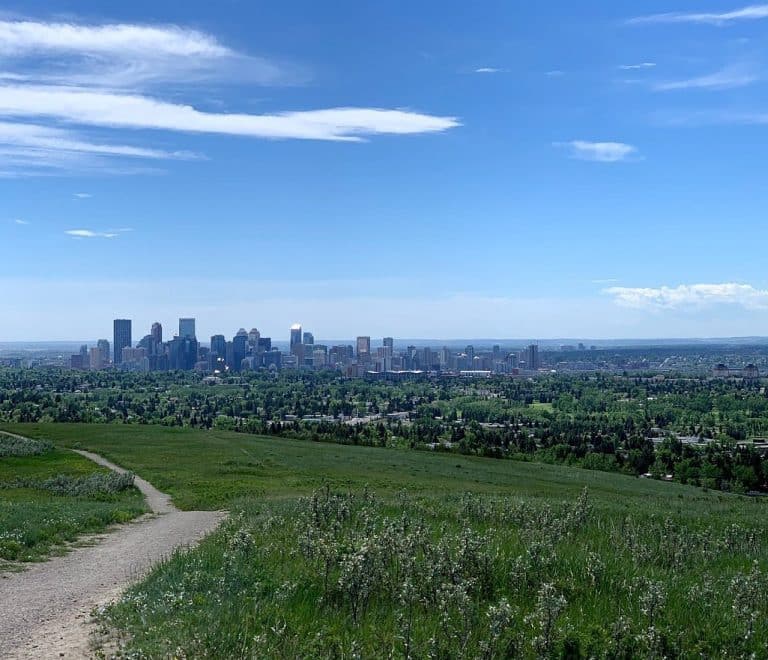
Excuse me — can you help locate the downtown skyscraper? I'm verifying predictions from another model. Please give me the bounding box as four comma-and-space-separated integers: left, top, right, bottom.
113, 319, 132, 365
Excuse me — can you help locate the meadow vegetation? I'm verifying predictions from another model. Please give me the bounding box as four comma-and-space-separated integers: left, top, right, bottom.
0, 431, 146, 564
104, 487, 768, 658
4, 423, 768, 656
3, 368, 768, 495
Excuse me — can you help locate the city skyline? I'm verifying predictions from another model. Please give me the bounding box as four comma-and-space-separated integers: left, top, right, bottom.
64, 315, 547, 375
5, 3, 768, 338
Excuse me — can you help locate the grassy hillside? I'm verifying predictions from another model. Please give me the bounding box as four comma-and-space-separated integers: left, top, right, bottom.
0, 431, 146, 565
4, 423, 768, 657
2, 423, 755, 519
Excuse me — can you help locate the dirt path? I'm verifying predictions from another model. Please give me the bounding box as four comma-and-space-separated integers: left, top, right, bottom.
0, 445, 226, 659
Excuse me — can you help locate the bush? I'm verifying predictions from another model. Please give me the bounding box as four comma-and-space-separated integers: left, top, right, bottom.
6, 471, 135, 497
0, 434, 52, 457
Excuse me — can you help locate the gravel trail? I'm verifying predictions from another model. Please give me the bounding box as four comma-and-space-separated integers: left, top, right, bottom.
0, 444, 226, 659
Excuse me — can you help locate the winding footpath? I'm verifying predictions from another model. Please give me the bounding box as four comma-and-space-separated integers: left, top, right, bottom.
0, 443, 226, 659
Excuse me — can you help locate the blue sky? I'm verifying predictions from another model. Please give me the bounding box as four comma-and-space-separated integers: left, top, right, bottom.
3, 1, 768, 341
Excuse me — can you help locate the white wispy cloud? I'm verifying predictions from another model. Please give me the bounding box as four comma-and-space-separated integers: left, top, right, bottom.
73, 192, 92, 198
556, 140, 638, 162
654, 66, 757, 91
0, 21, 231, 57
13, 218, 29, 224
0, 18, 459, 176
619, 62, 656, 70
65, 228, 117, 238
0, 121, 200, 173
605, 283, 768, 310
474, 67, 503, 74
0, 85, 460, 141
0, 20, 283, 88
629, 5, 768, 26
545, 70, 565, 77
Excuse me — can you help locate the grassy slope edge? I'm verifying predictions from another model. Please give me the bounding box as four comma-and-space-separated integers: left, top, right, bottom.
4, 423, 768, 657
0, 431, 146, 565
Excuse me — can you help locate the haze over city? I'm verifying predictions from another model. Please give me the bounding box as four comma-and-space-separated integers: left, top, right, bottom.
4, 1, 768, 340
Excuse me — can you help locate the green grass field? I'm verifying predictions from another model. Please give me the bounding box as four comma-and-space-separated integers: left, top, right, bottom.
3, 423, 768, 657
1, 422, 750, 517
0, 431, 146, 565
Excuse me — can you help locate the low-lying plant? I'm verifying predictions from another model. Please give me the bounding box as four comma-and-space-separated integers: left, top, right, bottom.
0, 439, 145, 564
4, 471, 136, 497
101, 486, 768, 658
0, 433, 52, 457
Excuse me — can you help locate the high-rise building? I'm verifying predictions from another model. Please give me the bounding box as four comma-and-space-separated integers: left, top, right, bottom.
420, 347, 434, 371
232, 329, 248, 371
151, 322, 163, 345
257, 337, 272, 352
263, 350, 282, 370
89, 346, 104, 370
313, 348, 327, 368
210, 334, 226, 372
356, 336, 371, 362
97, 339, 110, 366
113, 319, 132, 365
70, 351, 87, 369
329, 344, 354, 367
138, 334, 154, 353
381, 338, 394, 369
168, 337, 197, 371
290, 324, 304, 362
122, 346, 147, 363
303, 332, 314, 345
179, 318, 196, 339
210, 334, 226, 357
248, 328, 260, 349
526, 344, 540, 371
290, 324, 302, 350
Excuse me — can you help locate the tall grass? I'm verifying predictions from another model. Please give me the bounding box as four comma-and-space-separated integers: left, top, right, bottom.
103, 487, 768, 658
0, 440, 146, 564
0, 491, 145, 561
4, 471, 136, 497
0, 432, 52, 457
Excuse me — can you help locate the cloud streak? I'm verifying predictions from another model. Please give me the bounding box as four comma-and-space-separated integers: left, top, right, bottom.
654, 66, 757, 91
605, 283, 768, 310
0, 86, 460, 141
0, 120, 199, 175
629, 5, 768, 26
0, 20, 284, 88
0, 21, 231, 57
556, 140, 638, 162
65, 229, 118, 238
0, 120, 198, 160
0, 19, 459, 176
619, 62, 656, 70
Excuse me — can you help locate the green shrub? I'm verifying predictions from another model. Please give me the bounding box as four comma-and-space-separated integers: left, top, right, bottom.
4, 471, 135, 497
0, 434, 52, 457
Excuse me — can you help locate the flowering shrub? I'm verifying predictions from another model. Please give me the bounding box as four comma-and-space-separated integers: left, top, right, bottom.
6, 471, 135, 497
101, 487, 768, 658
0, 433, 52, 457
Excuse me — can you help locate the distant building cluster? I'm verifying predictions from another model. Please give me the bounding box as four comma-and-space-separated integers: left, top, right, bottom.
68, 318, 545, 376
712, 363, 760, 380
